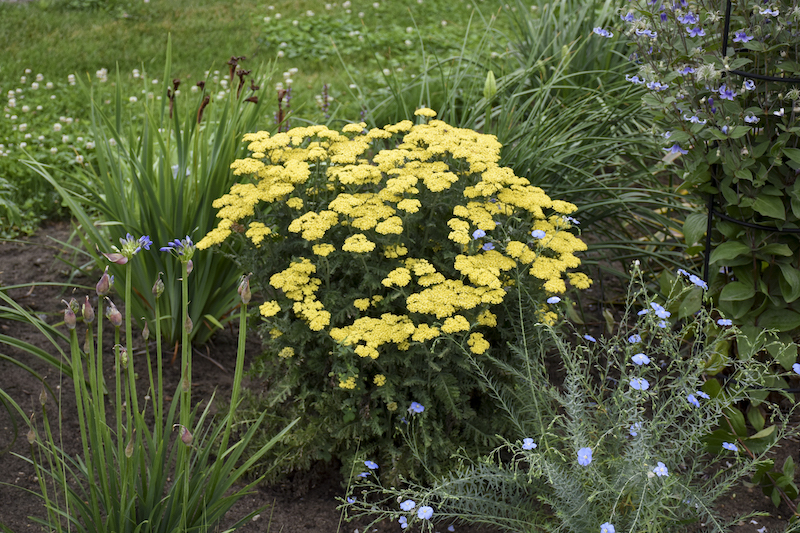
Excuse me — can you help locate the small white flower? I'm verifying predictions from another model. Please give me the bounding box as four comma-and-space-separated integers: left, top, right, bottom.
18, 123, 27, 132
46, 82, 53, 89
75, 155, 84, 164
35, 73, 44, 81
53, 123, 62, 132
277, 50, 285, 57
50, 147, 58, 154
109, 138, 117, 147
21, 105, 29, 113
19, 142, 27, 148
129, 96, 138, 103
20, 76, 26, 83
62, 135, 69, 143
774, 108, 785, 117
86, 141, 95, 149
31, 82, 39, 90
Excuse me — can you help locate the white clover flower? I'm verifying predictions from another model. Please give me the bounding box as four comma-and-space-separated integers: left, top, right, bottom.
274, 12, 281, 19
306, 10, 314, 16
21, 105, 29, 113
151, 78, 159, 85
441, 20, 447, 26
37, 135, 44, 141
129, 96, 138, 103
277, 50, 285, 57
132, 68, 140, 78
50, 94, 56, 100
53, 123, 62, 132
36, 105, 42, 111
75, 155, 84, 164
18, 123, 27, 131
65, 117, 73, 124
24, 68, 31, 74
24, 133, 31, 139
20, 76, 27, 83
62, 135, 70, 143
343, 0, 351, 7
10, 115, 17, 120
46, 81, 53, 89
86, 141, 95, 149
383, 68, 391, 76
405, 39, 412, 46
108, 138, 117, 146
31, 82, 39, 90
373, 2, 379, 7
292, 19, 299, 26
19, 142, 27, 148
67, 74, 76, 84
325, 3, 332, 9
264, 16, 271, 22
289, 67, 298, 74
50, 147, 58, 154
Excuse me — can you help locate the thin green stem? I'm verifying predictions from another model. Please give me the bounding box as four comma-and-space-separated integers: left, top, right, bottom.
125, 267, 139, 419
220, 299, 248, 453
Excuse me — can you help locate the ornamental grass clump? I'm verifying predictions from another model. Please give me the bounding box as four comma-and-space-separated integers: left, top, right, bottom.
200, 108, 591, 478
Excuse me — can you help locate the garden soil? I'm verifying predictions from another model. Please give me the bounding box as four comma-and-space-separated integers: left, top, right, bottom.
0, 222, 796, 532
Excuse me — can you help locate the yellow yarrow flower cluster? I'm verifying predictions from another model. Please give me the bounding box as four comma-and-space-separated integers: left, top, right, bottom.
200, 112, 591, 385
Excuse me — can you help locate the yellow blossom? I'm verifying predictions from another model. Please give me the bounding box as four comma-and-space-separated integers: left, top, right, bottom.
259, 300, 281, 317
245, 222, 272, 246
312, 243, 336, 257
477, 309, 497, 327
441, 315, 470, 333
382, 267, 411, 287
568, 272, 592, 289
343, 233, 377, 253
467, 332, 490, 354
286, 197, 304, 210
339, 376, 357, 389
374, 374, 387, 386
354, 298, 371, 311
278, 347, 295, 359
414, 107, 437, 118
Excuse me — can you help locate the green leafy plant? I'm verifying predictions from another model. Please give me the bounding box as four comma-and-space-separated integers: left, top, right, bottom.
343, 263, 799, 532
30, 45, 277, 344
13, 232, 296, 533
198, 109, 592, 481
605, 0, 800, 336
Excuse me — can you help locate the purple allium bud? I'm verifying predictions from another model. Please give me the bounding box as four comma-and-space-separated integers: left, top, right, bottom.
106, 299, 123, 328
141, 320, 150, 341
238, 274, 252, 304
96, 266, 113, 296
152, 274, 165, 299
82, 295, 95, 323
184, 313, 193, 334
118, 345, 128, 369
186, 259, 194, 275
125, 436, 134, 458
175, 424, 193, 445
63, 301, 77, 330
26, 427, 36, 445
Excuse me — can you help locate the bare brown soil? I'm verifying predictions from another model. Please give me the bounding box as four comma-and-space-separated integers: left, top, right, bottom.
0, 222, 796, 532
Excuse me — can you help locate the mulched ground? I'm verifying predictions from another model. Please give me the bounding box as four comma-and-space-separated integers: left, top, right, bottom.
0, 222, 796, 532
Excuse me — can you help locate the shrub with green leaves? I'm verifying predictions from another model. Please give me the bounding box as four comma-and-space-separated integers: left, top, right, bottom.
198, 108, 592, 479
603, 0, 800, 337
343, 264, 799, 532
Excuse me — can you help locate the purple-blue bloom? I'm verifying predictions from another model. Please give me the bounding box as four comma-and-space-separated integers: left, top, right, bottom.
632, 353, 651, 365
621, 12, 635, 22
686, 26, 705, 37
646, 81, 669, 91
577, 447, 593, 466
160, 236, 196, 262
722, 442, 738, 452
732, 30, 753, 43
482, 242, 495, 251
522, 438, 537, 450
717, 318, 732, 326
696, 390, 710, 400
409, 402, 425, 414
628, 334, 642, 344
547, 296, 561, 304
653, 461, 669, 477
793, 363, 800, 375
400, 499, 416, 511
629, 422, 642, 437
593, 27, 614, 38
744, 114, 760, 124
472, 229, 486, 239
679, 66, 695, 75
664, 143, 688, 155
650, 302, 670, 319
677, 11, 698, 24
584, 334, 597, 342
635, 28, 657, 38
689, 274, 708, 290
531, 229, 546, 239
718, 84, 737, 101
625, 74, 644, 84
744, 80, 755, 91
760, 7, 779, 16
687, 394, 700, 407
601, 522, 616, 533
417, 506, 434, 520
364, 460, 379, 469
630, 378, 650, 391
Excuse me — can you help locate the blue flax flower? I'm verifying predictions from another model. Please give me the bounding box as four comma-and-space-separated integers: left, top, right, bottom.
631, 353, 650, 365
358, 472, 369, 478
629, 422, 642, 437
522, 438, 537, 450
628, 334, 642, 344
696, 390, 710, 400
630, 378, 650, 391
689, 274, 708, 290
653, 461, 669, 477
657, 320, 668, 329
408, 402, 425, 414
600, 522, 615, 533
347, 497, 356, 503
482, 242, 495, 251
650, 302, 670, 318
399, 516, 408, 529
792, 363, 800, 375
531, 229, 546, 239
577, 447, 593, 466
472, 229, 486, 239
722, 442, 738, 452
717, 318, 732, 326
400, 499, 416, 511
744, 80, 755, 91
584, 334, 597, 342
417, 506, 434, 520
687, 394, 700, 407
364, 460, 379, 470
547, 296, 561, 304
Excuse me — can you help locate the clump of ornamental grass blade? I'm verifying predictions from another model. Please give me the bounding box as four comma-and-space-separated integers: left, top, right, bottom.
341, 262, 800, 532
198, 108, 593, 482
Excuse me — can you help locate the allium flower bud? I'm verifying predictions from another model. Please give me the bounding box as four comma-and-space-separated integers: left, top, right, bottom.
483, 70, 496, 100
118, 346, 128, 369
82, 295, 95, 323
27, 427, 36, 445
106, 299, 123, 328
63, 301, 77, 330
125, 436, 134, 458
184, 314, 193, 334
174, 424, 193, 445
96, 266, 113, 296
142, 320, 150, 341
152, 274, 165, 299
238, 274, 252, 304
186, 259, 194, 275
39, 387, 47, 406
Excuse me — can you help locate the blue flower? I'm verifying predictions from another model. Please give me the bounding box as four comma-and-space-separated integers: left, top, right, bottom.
522, 438, 537, 450
650, 302, 670, 319
635, 28, 657, 38
718, 84, 737, 101
722, 442, 738, 452
717, 318, 732, 326
687, 394, 700, 407
793, 363, 800, 375
472, 229, 486, 239
679, 66, 695, 75
408, 402, 425, 414
629, 422, 642, 437
400, 499, 416, 511
652, 461, 669, 477
677, 11, 698, 24
417, 506, 434, 520
531, 229, 546, 239
744, 114, 760, 124
364, 460, 379, 470
631, 353, 650, 365
593, 27, 614, 38
628, 334, 642, 344
347, 497, 356, 503
448, 526, 455, 532
657, 320, 668, 329
482, 242, 495, 251
684, 114, 706, 124
399, 516, 408, 529
744, 80, 755, 91
721, 125, 729, 134
160, 235, 196, 261
688, 274, 708, 290
664, 143, 688, 155
600, 522, 616, 533
696, 390, 710, 400
584, 334, 597, 342
686, 27, 705, 37
621, 12, 635, 22
646, 80, 669, 91
760, 7, 779, 16
562, 216, 580, 226
732, 30, 753, 43
358, 472, 369, 478
630, 378, 650, 391
625, 74, 644, 84
677, 268, 689, 277
637, 309, 649, 316
547, 296, 561, 304
577, 447, 593, 466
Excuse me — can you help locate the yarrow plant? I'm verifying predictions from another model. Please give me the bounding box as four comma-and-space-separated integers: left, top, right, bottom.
199, 108, 592, 478
342, 262, 799, 531
601, 0, 800, 338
